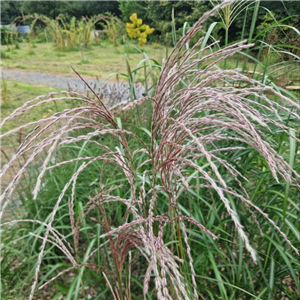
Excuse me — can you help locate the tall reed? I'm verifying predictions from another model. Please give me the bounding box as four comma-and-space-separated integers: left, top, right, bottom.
20, 14, 109, 50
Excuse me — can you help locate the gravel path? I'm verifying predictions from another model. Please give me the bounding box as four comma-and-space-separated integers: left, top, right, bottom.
2, 69, 146, 108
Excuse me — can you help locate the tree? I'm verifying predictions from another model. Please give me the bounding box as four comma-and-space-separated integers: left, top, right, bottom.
260, 0, 300, 19
119, 0, 299, 44
85, 1, 120, 17
119, 1, 150, 24
69, 1, 121, 19
11, 1, 120, 22
1, 1, 13, 24
144, 1, 213, 42
0, 1, 24, 24
22, 1, 73, 20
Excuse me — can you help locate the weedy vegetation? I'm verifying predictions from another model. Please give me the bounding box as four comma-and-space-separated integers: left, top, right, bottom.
19, 14, 110, 51
1, 1, 299, 300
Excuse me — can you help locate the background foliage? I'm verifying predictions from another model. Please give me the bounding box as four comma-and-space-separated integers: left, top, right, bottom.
2, 1, 299, 35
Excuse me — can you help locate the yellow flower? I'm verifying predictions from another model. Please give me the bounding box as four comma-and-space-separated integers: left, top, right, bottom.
127, 13, 154, 47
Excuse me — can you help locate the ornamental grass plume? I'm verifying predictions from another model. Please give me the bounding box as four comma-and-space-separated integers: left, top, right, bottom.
1, 1, 299, 299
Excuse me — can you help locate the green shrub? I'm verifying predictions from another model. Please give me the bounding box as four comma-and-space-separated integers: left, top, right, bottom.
1, 26, 22, 45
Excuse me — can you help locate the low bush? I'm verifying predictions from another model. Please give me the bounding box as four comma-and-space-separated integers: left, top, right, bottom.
1, 25, 22, 45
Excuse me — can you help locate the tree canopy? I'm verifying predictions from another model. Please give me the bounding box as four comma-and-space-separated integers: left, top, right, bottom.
1, 0, 299, 44
1, 1, 24, 24
22, 1, 73, 20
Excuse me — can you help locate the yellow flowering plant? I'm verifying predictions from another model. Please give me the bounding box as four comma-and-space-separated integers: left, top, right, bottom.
126, 13, 154, 47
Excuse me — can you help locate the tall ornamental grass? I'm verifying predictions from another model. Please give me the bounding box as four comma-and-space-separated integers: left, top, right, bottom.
1, 1, 299, 299
20, 14, 110, 50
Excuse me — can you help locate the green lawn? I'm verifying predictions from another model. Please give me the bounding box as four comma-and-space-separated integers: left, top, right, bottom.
1, 81, 63, 126
1, 41, 167, 79
1, 81, 69, 154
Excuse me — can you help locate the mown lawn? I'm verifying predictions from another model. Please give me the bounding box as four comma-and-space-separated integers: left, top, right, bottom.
1, 81, 63, 133
1, 41, 167, 79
